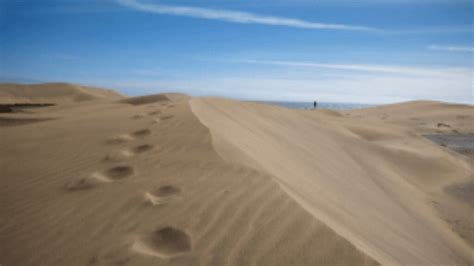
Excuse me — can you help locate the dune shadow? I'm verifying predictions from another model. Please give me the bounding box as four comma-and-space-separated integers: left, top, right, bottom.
0, 117, 55, 127
120, 95, 170, 105
445, 180, 474, 208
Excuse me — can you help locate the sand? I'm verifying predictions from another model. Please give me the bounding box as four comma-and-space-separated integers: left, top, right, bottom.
0, 83, 473, 265
0, 83, 124, 104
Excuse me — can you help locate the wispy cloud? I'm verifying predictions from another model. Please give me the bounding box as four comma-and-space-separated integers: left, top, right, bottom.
117, 0, 377, 31
235, 59, 472, 78
428, 45, 474, 52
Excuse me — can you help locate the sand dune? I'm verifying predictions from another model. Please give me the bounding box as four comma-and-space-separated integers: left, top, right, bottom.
191, 98, 474, 265
0, 83, 124, 104
1, 83, 472, 265
347, 100, 474, 135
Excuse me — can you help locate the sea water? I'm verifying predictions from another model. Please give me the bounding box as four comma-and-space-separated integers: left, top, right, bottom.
260, 101, 374, 110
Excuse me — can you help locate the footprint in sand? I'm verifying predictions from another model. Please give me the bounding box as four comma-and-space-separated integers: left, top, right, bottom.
105, 134, 135, 145
132, 129, 151, 138
159, 115, 174, 121
132, 226, 191, 258
65, 176, 104, 191
152, 116, 172, 125
103, 150, 134, 162
66, 165, 134, 191
103, 165, 135, 180
145, 185, 181, 206
103, 144, 153, 162
131, 114, 145, 120
132, 144, 154, 154
148, 110, 162, 116
437, 122, 451, 128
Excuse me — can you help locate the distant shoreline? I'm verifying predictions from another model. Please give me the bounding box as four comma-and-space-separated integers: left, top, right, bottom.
256, 101, 375, 110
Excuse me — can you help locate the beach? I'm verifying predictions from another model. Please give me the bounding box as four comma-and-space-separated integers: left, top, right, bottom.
1, 83, 473, 265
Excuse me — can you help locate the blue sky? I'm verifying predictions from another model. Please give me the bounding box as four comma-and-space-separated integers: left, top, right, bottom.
1, 0, 472, 103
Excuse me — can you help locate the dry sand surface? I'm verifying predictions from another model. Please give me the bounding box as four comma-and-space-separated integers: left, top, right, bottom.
0, 83, 124, 104
0, 83, 473, 265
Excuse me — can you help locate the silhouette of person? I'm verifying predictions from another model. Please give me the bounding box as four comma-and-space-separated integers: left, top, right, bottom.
313, 100, 317, 109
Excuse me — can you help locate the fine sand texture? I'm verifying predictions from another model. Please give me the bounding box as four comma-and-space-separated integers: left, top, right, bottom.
1, 83, 473, 265
0, 82, 125, 104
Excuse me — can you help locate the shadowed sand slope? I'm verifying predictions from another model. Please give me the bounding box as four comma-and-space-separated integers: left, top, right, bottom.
191, 98, 474, 265
0, 92, 378, 265
0, 83, 125, 104
121, 93, 190, 105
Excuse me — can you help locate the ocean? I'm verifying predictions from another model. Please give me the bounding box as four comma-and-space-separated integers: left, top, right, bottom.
259, 101, 374, 110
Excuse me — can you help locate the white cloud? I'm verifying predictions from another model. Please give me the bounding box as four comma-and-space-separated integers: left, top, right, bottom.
429, 45, 474, 52
117, 0, 376, 31
236, 59, 472, 79
116, 0, 472, 34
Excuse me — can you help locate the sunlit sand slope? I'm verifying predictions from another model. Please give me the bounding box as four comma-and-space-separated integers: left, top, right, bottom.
191, 98, 474, 265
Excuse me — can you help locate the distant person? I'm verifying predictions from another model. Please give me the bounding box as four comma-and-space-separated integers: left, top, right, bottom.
313, 100, 317, 109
